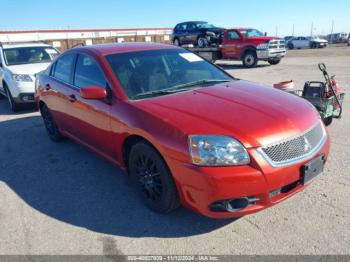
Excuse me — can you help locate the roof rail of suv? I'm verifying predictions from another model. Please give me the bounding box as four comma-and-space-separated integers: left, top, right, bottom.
0, 40, 49, 47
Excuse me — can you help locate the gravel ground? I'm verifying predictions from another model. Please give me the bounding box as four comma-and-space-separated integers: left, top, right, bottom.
0, 44, 349, 255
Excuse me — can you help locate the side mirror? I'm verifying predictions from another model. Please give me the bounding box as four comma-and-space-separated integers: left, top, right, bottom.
80, 86, 107, 100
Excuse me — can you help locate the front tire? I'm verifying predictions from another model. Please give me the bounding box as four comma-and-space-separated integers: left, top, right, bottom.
268, 58, 281, 65
242, 51, 258, 68
4, 83, 20, 112
41, 104, 64, 142
197, 36, 208, 48
129, 142, 180, 213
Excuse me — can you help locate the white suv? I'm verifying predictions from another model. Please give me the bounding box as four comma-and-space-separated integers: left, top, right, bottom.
0, 42, 59, 111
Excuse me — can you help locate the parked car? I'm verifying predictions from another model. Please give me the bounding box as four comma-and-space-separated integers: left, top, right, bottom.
36, 43, 330, 219
172, 21, 224, 48
307, 36, 328, 48
0, 42, 59, 111
327, 32, 349, 43
284, 36, 294, 44
287, 36, 327, 49
188, 28, 286, 68
348, 35, 350, 46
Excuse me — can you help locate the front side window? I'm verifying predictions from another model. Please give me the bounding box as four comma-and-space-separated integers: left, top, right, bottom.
53, 53, 75, 83
3, 47, 59, 66
228, 31, 240, 40
74, 55, 106, 88
239, 29, 264, 38
106, 49, 233, 99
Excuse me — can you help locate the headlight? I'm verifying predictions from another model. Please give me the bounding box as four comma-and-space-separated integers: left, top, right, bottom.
257, 43, 269, 50
189, 135, 250, 166
12, 74, 33, 82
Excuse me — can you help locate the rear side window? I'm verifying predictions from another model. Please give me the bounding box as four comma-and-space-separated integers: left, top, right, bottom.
74, 55, 106, 88
53, 53, 75, 83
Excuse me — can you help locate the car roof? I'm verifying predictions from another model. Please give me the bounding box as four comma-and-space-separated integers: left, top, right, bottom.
1, 42, 52, 49
177, 21, 207, 25
73, 42, 181, 56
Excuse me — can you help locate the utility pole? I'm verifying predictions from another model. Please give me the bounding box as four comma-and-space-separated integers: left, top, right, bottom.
310, 22, 314, 36
275, 26, 278, 37
330, 19, 334, 43
292, 24, 295, 36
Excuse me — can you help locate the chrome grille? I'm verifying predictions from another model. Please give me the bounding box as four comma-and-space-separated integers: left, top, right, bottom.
259, 121, 326, 167
269, 40, 286, 49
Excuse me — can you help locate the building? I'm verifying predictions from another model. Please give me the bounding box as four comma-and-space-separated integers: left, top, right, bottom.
0, 27, 173, 51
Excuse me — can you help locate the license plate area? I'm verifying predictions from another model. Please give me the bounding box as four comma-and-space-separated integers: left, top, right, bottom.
301, 155, 325, 184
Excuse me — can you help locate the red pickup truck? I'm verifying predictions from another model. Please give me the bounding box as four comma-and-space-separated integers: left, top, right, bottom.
188, 28, 286, 68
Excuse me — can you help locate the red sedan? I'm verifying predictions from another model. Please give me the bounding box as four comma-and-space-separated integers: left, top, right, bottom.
35, 43, 330, 218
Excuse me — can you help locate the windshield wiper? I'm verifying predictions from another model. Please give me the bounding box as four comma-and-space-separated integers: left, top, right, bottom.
132, 89, 183, 99
170, 79, 231, 90
131, 79, 231, 100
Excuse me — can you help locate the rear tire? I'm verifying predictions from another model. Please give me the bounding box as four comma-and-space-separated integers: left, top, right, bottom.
129, 141, 180, 213
173, 38, 180, 46
288, 43, 294, 49
4, 83, 20, 112
41, 104, 65, 142
268, 58, 281, 65
242, 51, 258, 68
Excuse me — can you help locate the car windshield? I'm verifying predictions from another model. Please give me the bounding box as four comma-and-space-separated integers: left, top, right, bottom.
196, 22, 216, 29
106, 49, 233, 99
239, 29, 264, 37
3, 46, 59, 66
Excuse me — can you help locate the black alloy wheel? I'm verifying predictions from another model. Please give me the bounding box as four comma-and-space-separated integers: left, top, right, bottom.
41, 104, 64, 142
129, 142, 180, 213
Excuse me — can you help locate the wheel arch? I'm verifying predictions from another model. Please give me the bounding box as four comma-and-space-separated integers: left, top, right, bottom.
122, 134, 167, 170
240, 46, 257, 60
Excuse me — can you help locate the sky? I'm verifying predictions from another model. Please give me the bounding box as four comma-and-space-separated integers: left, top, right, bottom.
1, 0, 349, 36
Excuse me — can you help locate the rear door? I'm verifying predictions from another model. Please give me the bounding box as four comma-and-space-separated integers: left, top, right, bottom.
44, 53, 77, 131
299, 37, 310, 48
186, 23, 198, 45
221, 30, 242, 59
178, 23, 188, 44
67, 53, 114, 156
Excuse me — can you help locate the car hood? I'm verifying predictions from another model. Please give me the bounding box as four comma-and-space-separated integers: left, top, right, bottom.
312, 39, 328, 43
200, 27, 225, 34
132, 81, 320, 148
6, 63, 51, 75
246, 36, 279, 42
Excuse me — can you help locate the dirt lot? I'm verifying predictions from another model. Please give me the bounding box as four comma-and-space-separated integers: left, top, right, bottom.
0, 45, 349, 255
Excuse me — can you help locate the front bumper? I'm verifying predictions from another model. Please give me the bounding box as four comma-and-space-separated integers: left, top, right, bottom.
257, 48, 286, 60
167, 134, 330, 219
8, 79, 36, 103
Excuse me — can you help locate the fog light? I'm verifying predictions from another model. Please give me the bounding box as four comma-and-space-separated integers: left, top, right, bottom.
209, 196, 259, 212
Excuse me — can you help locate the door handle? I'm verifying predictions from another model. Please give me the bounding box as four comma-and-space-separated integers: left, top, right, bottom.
68, 94, 77, 102
45, 84, 51, 91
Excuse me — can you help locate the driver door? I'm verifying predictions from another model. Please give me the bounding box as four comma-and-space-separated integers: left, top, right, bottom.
221, 30, 242, 59
67, 53, 114, 157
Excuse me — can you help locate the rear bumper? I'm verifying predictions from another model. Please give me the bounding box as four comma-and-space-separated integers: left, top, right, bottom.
257, 48, 286, 60
167, 134, 330, 219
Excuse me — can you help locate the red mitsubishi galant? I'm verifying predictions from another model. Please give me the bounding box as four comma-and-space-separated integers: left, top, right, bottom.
35, 43, 330, 218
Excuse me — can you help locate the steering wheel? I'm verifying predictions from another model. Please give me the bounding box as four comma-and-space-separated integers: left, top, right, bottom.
169, 70, 185, 85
